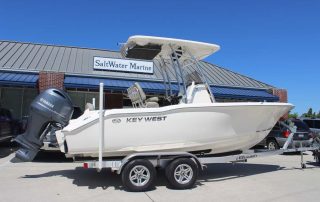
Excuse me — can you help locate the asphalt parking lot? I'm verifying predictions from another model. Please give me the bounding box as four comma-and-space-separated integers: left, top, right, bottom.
0, 147, 320, 202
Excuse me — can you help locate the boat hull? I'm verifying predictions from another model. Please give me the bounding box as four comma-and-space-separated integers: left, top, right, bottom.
57, 102, 293, 157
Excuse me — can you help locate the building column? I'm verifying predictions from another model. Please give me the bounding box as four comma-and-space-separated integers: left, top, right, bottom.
272, 88, 289, 119
38, 71, 65, 92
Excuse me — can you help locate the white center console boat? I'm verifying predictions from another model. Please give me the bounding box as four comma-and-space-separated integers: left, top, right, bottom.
14, 35, 293, 161
58, 36, 293, 158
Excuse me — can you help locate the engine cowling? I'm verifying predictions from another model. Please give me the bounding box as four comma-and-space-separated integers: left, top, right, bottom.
14, 88, 74, 162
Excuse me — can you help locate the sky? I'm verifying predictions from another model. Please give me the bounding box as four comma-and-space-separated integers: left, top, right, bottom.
0, 0, 319, 115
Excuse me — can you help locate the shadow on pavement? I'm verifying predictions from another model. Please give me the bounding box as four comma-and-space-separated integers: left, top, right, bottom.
33, 151, 73, 163
306, 161, 320, 167
23, 167, 124, 190
0, 145, 72, 162
21, 162, 283, 191
0, 142, 18, 158
198, 163, 283, 184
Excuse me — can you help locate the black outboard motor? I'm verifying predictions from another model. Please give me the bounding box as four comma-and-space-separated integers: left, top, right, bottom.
14, 88, 74, 162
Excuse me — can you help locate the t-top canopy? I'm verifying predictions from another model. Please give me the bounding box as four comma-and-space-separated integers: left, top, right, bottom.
121, 35, 220, 61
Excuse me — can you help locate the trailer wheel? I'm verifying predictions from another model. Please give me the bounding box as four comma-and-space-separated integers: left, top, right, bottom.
121, 159, 156, 192
165, 158, 198, 189
267, 139, 279, 150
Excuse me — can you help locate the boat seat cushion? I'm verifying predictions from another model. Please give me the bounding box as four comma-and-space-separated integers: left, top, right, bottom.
127, 82, 159, 108
146, 101, 159, 108
132, 82, 147, 101
146, 97, 159, 102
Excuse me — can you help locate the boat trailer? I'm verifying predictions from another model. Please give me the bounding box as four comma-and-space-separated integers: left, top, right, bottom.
82, 83, 320, 192
83, 132, 320, 191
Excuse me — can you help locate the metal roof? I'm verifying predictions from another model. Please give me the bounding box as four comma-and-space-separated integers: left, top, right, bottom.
0, 40, 273, 89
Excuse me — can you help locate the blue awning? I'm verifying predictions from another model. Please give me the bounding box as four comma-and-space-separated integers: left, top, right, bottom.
0, 72, 38, 87
211, 86, 279, 101
64, 76, 174, 94
64, 76, 278, 101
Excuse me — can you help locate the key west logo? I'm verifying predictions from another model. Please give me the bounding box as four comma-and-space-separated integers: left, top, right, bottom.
126, 116, 167, 123
93, 56, 154, 74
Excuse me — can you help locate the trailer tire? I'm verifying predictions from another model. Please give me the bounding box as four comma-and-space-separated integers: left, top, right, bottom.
165, 158, 198, 189
121, 159, 156, 192
267, 139, 280, 150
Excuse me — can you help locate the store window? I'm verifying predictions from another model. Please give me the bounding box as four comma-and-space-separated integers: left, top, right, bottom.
0, 87, 38, 119
21, 88, 38, 116
85, 93, 100, 109
67, 91, 99, 111
105, 93, 123, 109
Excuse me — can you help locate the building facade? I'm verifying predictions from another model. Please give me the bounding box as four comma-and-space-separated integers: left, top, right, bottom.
0, 40, 286, 119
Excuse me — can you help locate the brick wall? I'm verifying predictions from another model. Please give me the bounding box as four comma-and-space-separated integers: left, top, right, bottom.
39, 71, 65, 92
272, 88, 289, 119
272, 88, 288, 103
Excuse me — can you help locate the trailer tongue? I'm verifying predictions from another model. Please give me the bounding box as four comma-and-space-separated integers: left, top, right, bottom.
14, 88, 74, 162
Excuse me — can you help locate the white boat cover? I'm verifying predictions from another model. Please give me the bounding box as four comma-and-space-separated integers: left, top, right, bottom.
124, 35, 220, 60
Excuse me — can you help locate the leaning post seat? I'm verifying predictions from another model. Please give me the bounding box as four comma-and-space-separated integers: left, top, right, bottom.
127, 82, 159, 108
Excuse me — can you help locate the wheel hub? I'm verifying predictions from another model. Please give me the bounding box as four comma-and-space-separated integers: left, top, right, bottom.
174, 164, 193, 184
268, 142, 276, 150
129, 165, 150, 187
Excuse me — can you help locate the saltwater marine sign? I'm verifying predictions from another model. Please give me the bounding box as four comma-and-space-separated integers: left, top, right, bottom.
93, 56, 154, 74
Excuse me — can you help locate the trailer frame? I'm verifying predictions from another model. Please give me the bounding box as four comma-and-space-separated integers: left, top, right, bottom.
84, 140, 320, 173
